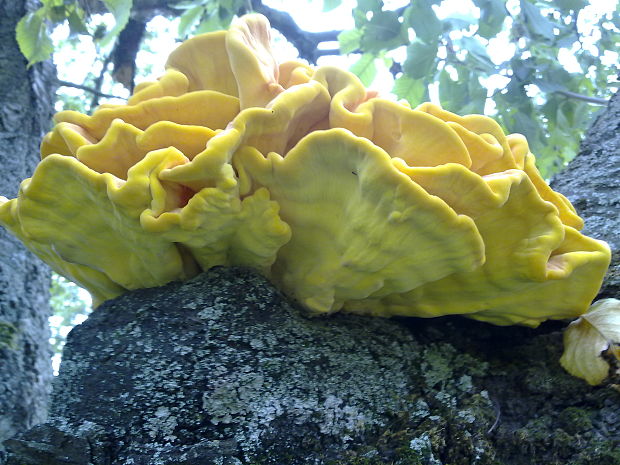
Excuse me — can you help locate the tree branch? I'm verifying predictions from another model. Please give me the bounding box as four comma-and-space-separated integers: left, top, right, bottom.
56, 79, 124, 100
90, 53, 114, 111
554, 89, 608, 105
315, 48, 344, 57
249, 0, 341, 63
111, 19, 147, 92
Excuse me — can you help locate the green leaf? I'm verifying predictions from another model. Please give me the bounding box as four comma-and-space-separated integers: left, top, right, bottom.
520, 0, 555, 40
352, 7, 368, 28
41, 0, 64, 7
512, 110, 542, 142
350, 54, 377, 86
47, 5, 68, 23
463, 76, 487, 113
534, 63, 573, 92
502, 78, 528, 104
99, 0, 133, 47
405, 1, 442, 43
49, 273, 91, 358
357, 0, 382, 12
437, 65, 487, 115
473, 0, 507, 38
67, 6, 89, 36
403, 41, 438, 79
15, 9, 54, 66
217, 4, 235, 25
360, 10, 404, 53
443, 14, 476, 31
338, 28, 363, 54
170, 0, 206, 9
511, 58, 533, 81
178, 5, 205, 37
531, 78, 565, 93
556, 31, 579, 48
439, 69, 466, 111
547, 63, 575, 83
195, 12, 224, 34
459, 36, 495, 72
555, 101, 570, 131
219, 0, 245, 11
555, 0, 587, 13
323, 0, 341, 11
392, 75, 425, 106
612, 11, 620, 29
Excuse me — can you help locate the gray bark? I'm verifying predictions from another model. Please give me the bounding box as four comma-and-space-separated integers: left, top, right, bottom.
0, 0, 55, 451
3, 267, 620, 465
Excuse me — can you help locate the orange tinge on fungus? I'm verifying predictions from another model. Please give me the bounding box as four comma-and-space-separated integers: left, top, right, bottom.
0, 14, 610, 324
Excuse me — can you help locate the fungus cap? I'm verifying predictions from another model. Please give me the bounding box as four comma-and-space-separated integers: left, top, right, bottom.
0, 14, 610, 326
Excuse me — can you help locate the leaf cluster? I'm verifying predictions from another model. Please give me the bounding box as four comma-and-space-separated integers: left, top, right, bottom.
17, 0, 619, 178
16, 0, 132, 66
338, 0, 619, 177
174, 0, 249, 37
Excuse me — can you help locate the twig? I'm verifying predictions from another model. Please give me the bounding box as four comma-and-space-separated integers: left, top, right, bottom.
56, 79, 123, 100
554, 89, 608, 105
315, 48, 344, 57
90, 53, 114, 111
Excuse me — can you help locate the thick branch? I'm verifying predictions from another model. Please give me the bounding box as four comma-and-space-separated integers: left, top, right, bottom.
249, 0, 341, 63
111, 19, 147, 92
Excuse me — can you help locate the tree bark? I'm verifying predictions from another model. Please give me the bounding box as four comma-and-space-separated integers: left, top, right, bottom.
0, 0, 56, 451
3, 267, 620, 465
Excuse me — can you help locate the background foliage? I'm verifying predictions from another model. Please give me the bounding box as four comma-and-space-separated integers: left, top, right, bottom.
48, 275, 91, 373
18, 0, 619, 175
14, 0, 619, 361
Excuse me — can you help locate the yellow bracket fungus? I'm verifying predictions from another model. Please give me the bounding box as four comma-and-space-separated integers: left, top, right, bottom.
236, 129, 484, 313
0, 14, 610, 332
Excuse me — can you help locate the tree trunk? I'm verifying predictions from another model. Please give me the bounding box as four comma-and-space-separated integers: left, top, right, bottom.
0, 0, 55, 451
3, 266, 620, 465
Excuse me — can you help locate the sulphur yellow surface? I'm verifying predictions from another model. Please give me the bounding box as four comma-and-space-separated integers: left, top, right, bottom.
0, 195, 125, 305
226, 14, 284, 108
165, 31, 238, 96
141, 159, 291, 272
54, 91, 239, 140
128, 69, 189, 105
0, 13, 611, 326
236, 129, 485, 313
313, 69, 473, 168
344, 162, 610, 326
74, 120, 217, 179
278, 61, 314, 88
40, 122, 96, 159
415, 102, 516, 175
5, 153, 194, 292
161, 80, 332, 190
